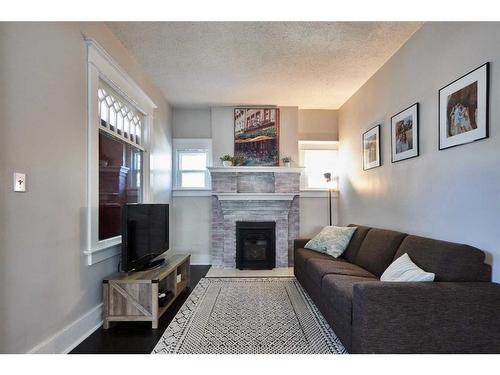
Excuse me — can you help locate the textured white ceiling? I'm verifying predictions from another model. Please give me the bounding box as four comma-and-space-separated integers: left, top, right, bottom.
108, 22, 422, 109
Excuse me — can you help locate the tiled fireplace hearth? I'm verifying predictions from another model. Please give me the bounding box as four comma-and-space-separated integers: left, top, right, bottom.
209, 167, 303, 268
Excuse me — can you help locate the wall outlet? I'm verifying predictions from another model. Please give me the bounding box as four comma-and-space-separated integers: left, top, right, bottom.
13, 172, 26, 192
176, 274, 182, 283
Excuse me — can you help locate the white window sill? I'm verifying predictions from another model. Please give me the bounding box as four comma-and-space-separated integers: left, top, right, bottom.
84, 236, 121, 265
300, 189, 339, 198
173, 189, 212, 197
172, 189, 338, 198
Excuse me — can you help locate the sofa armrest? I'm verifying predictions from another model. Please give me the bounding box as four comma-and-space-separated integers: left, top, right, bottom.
351, 282, 500, 353
294, 239, 310, 251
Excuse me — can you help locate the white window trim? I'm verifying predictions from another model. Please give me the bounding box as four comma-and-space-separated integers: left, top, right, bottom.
173, 138, 213, 191
172, 190, 213, 197
97, 82, 146, 151
84, 36, 157, 266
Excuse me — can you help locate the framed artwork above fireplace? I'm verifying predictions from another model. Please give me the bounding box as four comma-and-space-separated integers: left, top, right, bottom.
234, 108, 280, 166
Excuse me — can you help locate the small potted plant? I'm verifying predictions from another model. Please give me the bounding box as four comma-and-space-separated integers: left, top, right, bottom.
231, 155, 245, 166
282, 156, 292, 167
220, 154, 233, 167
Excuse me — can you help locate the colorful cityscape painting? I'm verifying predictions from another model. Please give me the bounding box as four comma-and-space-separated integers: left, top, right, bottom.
234, 108, 280, 166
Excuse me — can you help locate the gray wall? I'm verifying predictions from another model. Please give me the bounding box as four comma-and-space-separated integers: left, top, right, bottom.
211, 107, 237, 165
172, 108, 211, 138
172, 196, 212, 264
298, 109, 338, 141
300, 194, 339, 238
338, 22, 500, 281
0, 22, 173, 353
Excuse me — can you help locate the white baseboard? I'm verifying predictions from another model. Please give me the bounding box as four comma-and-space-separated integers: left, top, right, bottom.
28, 304, 103, 354
189, 254, 211, 265
27, 252, 211, 354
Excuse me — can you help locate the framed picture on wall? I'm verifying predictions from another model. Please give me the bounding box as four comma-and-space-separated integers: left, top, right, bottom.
391, 103, 419, 162
439, 62, 489, 150
362, 124, 381, 170
234, 108, 280, 166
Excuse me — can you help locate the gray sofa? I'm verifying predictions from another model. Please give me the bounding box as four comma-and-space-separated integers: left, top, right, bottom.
294, 224, 500, 353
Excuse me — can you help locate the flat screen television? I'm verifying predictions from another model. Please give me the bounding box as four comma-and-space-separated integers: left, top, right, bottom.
121, 203, 169, 272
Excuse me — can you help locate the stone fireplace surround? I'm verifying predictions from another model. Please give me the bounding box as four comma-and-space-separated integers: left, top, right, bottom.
209, 167, 303, 268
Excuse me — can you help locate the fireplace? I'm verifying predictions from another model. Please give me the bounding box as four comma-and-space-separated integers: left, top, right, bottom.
210, 167, 302, 268
236, 222, 276, 270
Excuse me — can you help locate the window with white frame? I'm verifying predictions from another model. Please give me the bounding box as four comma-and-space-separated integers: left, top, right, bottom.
85, 37, 156, 266
299, 141, 339, 189
177, 150, 208, 188
98, 82, 145, 241
173, 139, 212, 190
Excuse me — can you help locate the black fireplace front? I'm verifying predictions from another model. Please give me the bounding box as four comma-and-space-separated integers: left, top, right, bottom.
236, 221, 276, 270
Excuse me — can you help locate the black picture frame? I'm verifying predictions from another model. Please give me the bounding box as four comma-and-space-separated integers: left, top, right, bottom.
438, 62, 489, 151
391, 103, 419, 163
362, 124, 381, 171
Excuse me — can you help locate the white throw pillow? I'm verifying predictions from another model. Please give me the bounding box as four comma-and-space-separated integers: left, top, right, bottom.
304, 226, 357, 258
381, 253, 435, 282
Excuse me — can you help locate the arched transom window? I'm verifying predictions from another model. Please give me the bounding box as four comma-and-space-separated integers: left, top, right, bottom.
98, 84, 144, 149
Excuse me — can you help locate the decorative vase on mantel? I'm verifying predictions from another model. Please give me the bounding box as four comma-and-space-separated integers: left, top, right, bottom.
220, 154, 234, 167
282, 157, 291, 167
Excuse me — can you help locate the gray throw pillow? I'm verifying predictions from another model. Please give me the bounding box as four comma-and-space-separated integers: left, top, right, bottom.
305, 226, 357, 258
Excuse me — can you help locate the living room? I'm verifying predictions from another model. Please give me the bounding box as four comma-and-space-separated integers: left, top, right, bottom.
2, 0, 500, 371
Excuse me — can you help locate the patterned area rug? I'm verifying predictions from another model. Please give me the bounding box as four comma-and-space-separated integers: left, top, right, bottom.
152, 277, 346, 354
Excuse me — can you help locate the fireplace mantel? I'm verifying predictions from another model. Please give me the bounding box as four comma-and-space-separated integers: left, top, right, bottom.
208, 166, 304, 173
214, 192, 296, 201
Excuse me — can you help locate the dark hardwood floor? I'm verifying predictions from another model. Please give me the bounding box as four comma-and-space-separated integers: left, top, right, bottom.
70, 265, 211, 354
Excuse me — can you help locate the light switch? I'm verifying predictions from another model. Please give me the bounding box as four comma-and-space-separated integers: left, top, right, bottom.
13, 172, 26, 192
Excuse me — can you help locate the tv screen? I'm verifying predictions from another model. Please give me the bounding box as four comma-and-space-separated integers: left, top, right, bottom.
121, 203, 169, 272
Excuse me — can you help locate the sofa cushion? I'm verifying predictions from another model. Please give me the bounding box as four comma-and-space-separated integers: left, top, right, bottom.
294, 247, 338, 272
342, 224, 372, 263
354, 228, 407, 277
294, 239, 311, 251
295, 268, 323, 305
394, 235, 491, 282
321, 274, 379, 325
306, 258, 376, 287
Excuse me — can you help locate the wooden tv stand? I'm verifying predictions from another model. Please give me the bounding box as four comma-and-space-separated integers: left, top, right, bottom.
102, 254, 190, 329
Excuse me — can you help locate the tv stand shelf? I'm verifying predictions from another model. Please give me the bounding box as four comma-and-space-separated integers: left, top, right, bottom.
102, 254, 190, 329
